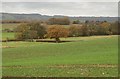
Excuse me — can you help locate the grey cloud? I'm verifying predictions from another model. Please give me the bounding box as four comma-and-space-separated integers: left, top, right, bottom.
1, 0, 119, 2
2, 2, 118, 16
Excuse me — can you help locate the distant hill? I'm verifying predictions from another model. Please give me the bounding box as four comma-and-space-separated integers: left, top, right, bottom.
0, 13, 118, 22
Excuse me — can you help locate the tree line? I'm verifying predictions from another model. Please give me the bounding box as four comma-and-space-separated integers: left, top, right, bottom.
14, 20, 118, 43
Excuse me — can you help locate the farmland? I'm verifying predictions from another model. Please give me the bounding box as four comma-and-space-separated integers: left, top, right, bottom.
1, 23, 20, 30
2, 34, 118, 77
1, 2, 119, 77
1, 22, 118, 77
2, 32, 15, 40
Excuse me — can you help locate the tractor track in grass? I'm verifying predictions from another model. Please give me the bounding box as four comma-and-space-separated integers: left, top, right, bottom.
2, 64, 118, 68
47, 64, 118, 68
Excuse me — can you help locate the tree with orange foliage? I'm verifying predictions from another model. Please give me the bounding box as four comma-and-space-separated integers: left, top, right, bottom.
47, 25, 69, 43
99, 21, 111, 35
69, 25, 81, 37
47, 17, 70, 25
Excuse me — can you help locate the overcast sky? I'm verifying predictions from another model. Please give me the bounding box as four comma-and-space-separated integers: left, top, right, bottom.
1, 2, 118, 17
1, 0, 119, 2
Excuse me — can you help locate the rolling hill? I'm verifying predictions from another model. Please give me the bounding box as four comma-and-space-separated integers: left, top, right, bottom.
0, 13, 118, 22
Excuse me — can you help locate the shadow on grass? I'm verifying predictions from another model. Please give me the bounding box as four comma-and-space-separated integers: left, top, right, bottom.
1, 39, 77, 43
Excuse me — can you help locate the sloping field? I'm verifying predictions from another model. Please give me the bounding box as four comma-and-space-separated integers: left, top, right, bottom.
2, 35, 118, 77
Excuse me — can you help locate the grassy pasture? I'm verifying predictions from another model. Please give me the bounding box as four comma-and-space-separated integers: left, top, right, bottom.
1, 23, 118, 77
1, 23, 20, 30
2, 35, 118, 77
1, 23, 19, 40
2, 32, 15, 40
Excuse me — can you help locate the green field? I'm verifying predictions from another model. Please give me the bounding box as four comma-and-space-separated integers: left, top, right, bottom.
2, 35, 118, 77
1, 23, 20, 31
2, 32, 15, 40
1, 23, 19, 40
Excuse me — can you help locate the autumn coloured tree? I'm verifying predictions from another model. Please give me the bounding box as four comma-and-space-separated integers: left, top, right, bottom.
80, 25, 90, 36
109, 21, 118, 35
47, 25, 69, 43
69, 25, 81, 37
47, 17, 70, 25
98, 21, 111, 35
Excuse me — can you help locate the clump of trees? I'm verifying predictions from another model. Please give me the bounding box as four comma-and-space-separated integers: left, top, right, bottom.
96, 21, 111, 35
46, 25, 69, 43
109, 21, 118, 35
72, 20, 80, 24
68, 21, 118, 37
47, 17, 70, 25
15, 22, 47, 40
15, 23, 69, 43
69, 25, 81, 37
14, 20, 118, 43
2, 20, 27, 23
80, 25, 90, 36
79, 21, 118, 36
